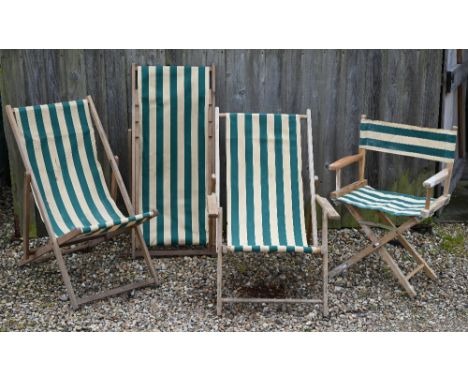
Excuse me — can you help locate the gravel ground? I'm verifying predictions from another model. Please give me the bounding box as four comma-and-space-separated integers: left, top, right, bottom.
0, 185, 467, 331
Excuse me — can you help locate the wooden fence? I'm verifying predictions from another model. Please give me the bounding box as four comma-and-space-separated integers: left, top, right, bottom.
0, 49, 447, 235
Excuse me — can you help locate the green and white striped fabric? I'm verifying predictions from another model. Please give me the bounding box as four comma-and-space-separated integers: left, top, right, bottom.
14, 99, 154, 238
225, 113, 313, 254
137, 65, 210, 246
360, 119, 457, 163
337, 185, 434, 217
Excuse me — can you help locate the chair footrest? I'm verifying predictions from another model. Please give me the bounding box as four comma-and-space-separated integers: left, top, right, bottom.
76, 279, 158, 307
222, 297, 322, 304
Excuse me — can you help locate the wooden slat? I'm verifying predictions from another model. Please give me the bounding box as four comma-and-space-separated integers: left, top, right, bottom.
0, 49, 447, 231
316, 194, 340, 220
76, 279, 157, 306
222, 298, 322, 304
131, 248, 215, 258
104, 50, 129, 187
1, 50, 40, 237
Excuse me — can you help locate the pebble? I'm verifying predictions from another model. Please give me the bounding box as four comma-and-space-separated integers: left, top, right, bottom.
0, 185, 467, 331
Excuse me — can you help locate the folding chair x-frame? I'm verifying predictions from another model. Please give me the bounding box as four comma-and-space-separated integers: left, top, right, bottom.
328, 115, 457, 297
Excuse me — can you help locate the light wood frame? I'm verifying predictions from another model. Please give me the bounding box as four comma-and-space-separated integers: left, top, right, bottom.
5, 96, 159, 310
215, 108, 339, 316
130, 64, 217, 258
328, 114, 455, 297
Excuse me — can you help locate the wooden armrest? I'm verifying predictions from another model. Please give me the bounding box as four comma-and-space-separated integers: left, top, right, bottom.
423, 168, 449, 189
420, 195, 450, 218
331, 179, 367, 199
328, 153, 363, 171
316, 195, 340, 220
207, 193, 219, 217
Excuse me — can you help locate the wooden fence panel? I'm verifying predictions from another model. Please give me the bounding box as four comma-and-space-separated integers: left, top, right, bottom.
0, 49, 444, 236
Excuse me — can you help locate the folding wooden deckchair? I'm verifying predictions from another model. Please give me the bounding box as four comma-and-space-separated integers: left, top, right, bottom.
211, 109, 340, 316
5, 96, 159, 309
131, 64, 216, 256
328, 115, 457, 297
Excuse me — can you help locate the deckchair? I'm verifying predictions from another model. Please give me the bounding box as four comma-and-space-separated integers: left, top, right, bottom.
328, 115, 457, 297
5, 96, 159, 309
131, 64, 216, 256
212, 109, 340, 316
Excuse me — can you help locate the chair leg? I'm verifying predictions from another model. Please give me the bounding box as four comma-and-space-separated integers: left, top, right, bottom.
52, 240, 79, 309
330, 205, 418, 297
133, 225, 159, 283
22, 172, 31, 261
321, 210, 329, 317
216, 207, 223, 316
216, 248, 223, 316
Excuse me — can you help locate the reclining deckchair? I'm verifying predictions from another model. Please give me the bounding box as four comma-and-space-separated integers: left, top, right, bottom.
131, 64, 216, 256
328, 115, 457, 297
5, 96, 159, 309
211, 109, 340, 316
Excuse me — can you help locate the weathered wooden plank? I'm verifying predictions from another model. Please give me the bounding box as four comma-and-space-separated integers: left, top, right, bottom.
104, 50, 129, 191
0, 49, 447, 232
60, 49, 87, 100
244, 49, 266, 112
43, 50, 61, 102
225, 49, 247, 112
0, 50, 41, 237
448, 61, 468, 92
84, 49, 109, 180
0, 50, 9, 186
263, 49, 282, 113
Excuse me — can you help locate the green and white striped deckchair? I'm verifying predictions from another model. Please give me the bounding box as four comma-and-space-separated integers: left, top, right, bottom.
5, 96, 159, 309
213, 108, 340, 316
131, 64, 216, 256
328, 114, 458, 297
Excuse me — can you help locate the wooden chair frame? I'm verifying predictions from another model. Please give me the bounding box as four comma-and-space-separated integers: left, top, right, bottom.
130, 64, 217, 257
213, 108, 340, 316
5, 96, 159, 309
328, 114, 456, 297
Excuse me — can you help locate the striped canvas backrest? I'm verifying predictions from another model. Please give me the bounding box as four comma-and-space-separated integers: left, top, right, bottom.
225, 113, 309, 249
359, 119, 457, 163
137, 65, 211, 246
13, 99, 124, 237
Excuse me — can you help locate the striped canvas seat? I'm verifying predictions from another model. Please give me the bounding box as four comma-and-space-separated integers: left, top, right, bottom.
136, 65, 210, 246
225, 113, 314, 254
337, 186, 434, 217
14, 99, 155, 238
359, 119, 457, 162
337, 118, 457, 217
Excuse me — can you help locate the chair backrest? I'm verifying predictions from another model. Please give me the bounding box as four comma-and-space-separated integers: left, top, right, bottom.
13, 99, 124, 237
134, 65, 213, 246
359, 118, 457, 163
222, 112, 314, 250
